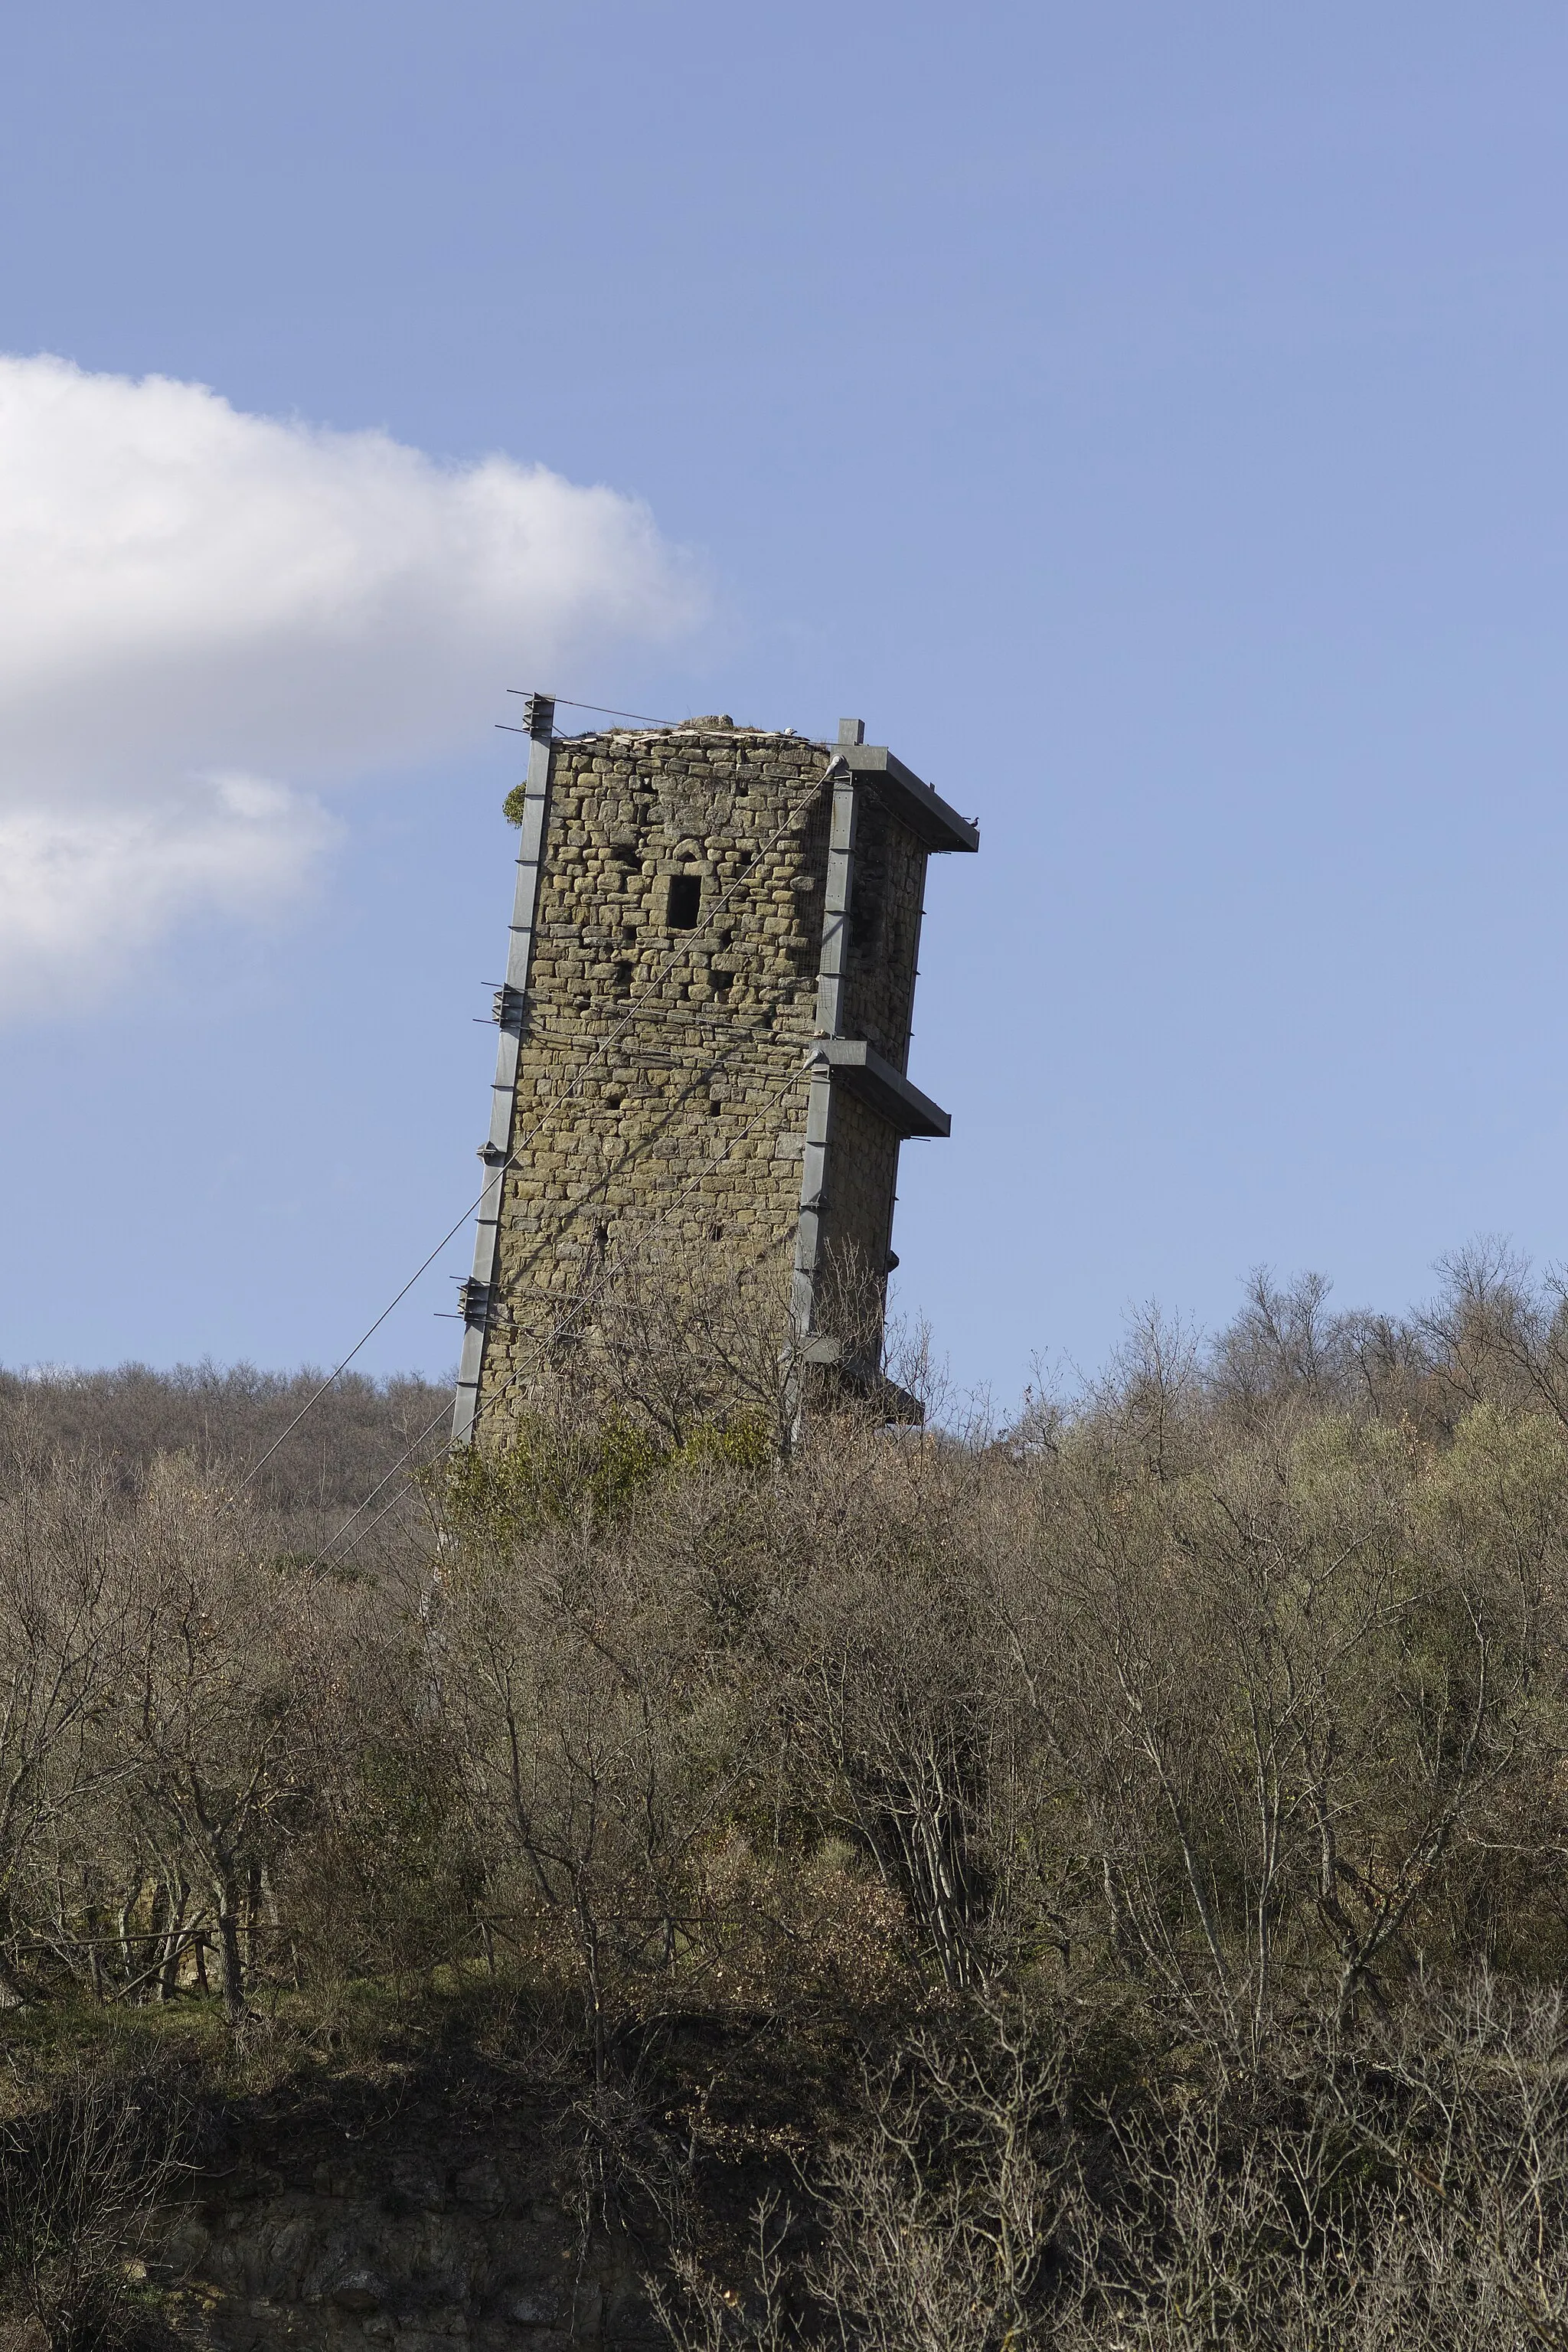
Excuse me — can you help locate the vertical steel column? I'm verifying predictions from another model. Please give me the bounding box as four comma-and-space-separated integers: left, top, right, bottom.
450, 694, 556, 1447
789, 742, 857, 1345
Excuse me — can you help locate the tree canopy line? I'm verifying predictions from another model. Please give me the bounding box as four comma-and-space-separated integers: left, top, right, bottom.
11, 1250, 1568, 2344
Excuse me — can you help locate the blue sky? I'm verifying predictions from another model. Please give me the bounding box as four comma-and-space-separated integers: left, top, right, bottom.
3, 2, 1568, 1406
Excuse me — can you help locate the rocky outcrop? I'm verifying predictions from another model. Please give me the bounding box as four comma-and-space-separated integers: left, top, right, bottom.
155, 2073, 664, 2352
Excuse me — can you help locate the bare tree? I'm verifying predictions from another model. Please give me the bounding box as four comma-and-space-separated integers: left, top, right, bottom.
0, 1459, 136, 2004
436, 1500, 753, 2078
0, 2062, 188, 2352
111, 1464, 331, 2025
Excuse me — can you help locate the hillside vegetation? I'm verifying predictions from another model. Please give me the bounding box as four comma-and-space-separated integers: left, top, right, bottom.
9, 1254, 1568, 2347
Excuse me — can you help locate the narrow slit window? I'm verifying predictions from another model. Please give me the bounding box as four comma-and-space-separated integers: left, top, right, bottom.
667, 874, 701, 929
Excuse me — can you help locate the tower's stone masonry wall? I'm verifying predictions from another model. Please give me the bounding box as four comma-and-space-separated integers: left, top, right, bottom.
817, 1089, 903, 1310
469, 719, 968, 1446
477, 727, 834, 1436
844, 797, 928, 1072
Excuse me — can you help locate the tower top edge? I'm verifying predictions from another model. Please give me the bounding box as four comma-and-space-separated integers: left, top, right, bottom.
557, 721, 827, 745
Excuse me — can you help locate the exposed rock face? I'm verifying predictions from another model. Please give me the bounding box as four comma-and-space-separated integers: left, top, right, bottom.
158, 2082, 662, 2352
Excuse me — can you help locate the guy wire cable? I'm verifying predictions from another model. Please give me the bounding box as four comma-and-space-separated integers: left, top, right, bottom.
301, 1397, 456, 1571
451, 1047, 802, 1338
508, 692, 836, 737
239, 746, 844, 1494
312, 1085, 805, 1577
303, 1054, 808, 1575
507, 691, 675, 727
521, 1054, 811, 1362
237, 996, 784, 1495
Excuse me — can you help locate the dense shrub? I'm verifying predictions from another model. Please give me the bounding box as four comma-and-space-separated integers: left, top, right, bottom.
11, 1253, 1568, 2341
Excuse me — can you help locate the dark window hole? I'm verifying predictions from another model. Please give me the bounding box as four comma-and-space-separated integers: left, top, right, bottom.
667, 874, 701, 929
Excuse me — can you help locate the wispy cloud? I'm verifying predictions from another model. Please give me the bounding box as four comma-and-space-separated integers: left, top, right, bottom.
0, 354, 704, 1014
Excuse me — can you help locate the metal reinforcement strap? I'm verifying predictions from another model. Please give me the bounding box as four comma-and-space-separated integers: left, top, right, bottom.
451, 694, 556, 1446
789, 733, 859, 1347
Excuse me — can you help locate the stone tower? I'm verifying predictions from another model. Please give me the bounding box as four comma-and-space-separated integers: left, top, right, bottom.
452, 703, 978, 1447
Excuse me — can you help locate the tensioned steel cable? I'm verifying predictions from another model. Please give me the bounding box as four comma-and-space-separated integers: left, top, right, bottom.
508, 691, 674, 727
304, 1057, 808, 1574
237, 749, 841, 1493
309, 1472, 431, 1578
311, 1058, 802, 1559
300, 1399, 456, 1573
510, 692, 832, 736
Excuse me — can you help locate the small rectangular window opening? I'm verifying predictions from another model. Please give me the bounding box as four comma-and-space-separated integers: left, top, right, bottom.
667, 874, 701, 929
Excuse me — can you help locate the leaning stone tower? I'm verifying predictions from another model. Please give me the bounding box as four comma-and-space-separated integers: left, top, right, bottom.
452, 703, 978, 1446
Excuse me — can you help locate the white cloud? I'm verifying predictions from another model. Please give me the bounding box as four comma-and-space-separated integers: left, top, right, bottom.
0, 353, 703, 1014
